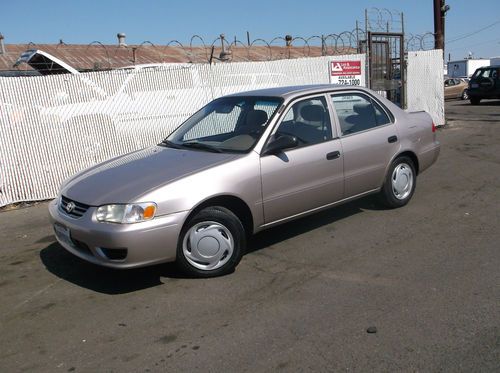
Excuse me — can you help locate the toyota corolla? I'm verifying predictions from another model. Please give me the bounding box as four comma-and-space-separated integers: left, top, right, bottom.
49, 85, 440, 277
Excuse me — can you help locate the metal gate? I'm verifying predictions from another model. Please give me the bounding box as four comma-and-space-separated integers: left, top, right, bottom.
366, 31, 405, 107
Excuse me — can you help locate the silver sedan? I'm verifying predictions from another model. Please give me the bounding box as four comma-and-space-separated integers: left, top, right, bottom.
49, 85, 440, 277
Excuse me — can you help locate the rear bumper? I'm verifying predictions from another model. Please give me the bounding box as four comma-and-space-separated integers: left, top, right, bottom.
468, 90, 500, 99
419, 141, 440, 174
48, 199, 189, 268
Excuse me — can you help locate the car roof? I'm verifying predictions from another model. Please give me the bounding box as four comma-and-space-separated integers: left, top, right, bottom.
476, 65, 500, 69
224, 84, 365, 100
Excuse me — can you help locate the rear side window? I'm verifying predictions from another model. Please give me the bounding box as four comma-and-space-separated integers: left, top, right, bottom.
473, 68, 497, 79
445, 79, 455, 86
331, 93, 391, 136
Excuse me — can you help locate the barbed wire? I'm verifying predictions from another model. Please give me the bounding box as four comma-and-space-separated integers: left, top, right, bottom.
362, 8, 404, 33
20, 10, 434, 70
405, 32, 435, 51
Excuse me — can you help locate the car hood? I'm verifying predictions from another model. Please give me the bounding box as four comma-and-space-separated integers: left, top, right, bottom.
62, 146, 239, 205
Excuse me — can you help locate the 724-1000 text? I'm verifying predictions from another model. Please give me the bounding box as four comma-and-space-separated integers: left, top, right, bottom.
338, 78, 361, 85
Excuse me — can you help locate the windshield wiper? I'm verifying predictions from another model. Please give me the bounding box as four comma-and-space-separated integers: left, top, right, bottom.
159, 140, 183, 149
181, 141, 223, 153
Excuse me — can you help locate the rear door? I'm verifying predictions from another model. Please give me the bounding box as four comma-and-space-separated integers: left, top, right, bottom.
452, 78, 464, 98
444, 79, 456, 99
330, 91, 399, 197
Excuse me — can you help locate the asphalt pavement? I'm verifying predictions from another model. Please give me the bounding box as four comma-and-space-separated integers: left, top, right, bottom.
0, 99, 499, 372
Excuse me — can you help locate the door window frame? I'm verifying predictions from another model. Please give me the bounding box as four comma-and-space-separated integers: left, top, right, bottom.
328, 90, 395, 138
262, 93, 339, 155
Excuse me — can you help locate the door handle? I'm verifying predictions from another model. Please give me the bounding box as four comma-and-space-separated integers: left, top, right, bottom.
388, 135, 398, 143
326, 151, 341, 160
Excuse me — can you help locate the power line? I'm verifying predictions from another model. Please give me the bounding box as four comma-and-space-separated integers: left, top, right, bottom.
447, 20, 500, 44
447, 37, 500, 52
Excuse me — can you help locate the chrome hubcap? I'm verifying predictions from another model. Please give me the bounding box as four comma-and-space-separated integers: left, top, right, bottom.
182, 221, 234, 271
391, 163, 413, 200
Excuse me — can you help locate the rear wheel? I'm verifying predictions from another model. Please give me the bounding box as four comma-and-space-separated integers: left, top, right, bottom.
379, 156, 416, 208
176, 206, 245, 277
470, 97, 481, 105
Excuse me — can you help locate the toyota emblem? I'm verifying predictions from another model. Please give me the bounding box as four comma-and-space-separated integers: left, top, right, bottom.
66, 201, 76, 213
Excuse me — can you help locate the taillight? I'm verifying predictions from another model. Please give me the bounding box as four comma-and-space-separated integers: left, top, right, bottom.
432, 121, 436, 133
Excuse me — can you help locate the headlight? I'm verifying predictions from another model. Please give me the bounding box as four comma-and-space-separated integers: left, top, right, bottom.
96, 202, 157, 224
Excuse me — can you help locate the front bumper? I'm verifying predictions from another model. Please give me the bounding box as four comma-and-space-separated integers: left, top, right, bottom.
48, 199, 189, 268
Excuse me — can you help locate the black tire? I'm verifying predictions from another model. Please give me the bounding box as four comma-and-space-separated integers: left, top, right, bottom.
176, 206, 245, 278
470, 97, 481, 105
379, 156, 416, 209
461, 90, 469, 100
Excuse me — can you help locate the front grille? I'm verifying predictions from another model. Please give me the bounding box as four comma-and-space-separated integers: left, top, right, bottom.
60, 196, 90, 218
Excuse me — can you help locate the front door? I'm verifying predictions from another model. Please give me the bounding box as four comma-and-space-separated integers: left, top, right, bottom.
260, 95, 344, 224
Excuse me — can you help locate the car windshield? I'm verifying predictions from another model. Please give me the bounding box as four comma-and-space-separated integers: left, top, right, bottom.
164, 96, 283, 153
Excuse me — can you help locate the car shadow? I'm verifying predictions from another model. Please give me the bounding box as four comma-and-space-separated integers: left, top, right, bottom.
473, 100, 500, 106
247, 194, 382, 253
40, 194, 382, 294
40, 243, 185, 295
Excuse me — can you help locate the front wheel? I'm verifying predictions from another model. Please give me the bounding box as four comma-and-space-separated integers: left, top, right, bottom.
461, 90, 469, 100
176, 206, 245, 277
379, 156, 416, 208
470, 97, 481, 105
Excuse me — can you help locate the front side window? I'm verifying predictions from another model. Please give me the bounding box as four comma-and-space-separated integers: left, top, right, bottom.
166, 96, 282, 153
274, 96, 333, 147
331, 93, 391, 136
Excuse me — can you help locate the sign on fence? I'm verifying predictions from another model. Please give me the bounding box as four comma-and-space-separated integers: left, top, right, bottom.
329, 59, 365, 86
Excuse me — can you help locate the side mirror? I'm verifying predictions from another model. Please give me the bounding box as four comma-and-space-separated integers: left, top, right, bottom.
262, 134, 298, 155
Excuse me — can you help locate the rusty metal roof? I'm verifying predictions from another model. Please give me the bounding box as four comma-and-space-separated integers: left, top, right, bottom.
0, 43, 355, 73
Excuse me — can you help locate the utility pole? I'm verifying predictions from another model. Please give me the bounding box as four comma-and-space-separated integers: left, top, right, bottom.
434, 0, 450, 56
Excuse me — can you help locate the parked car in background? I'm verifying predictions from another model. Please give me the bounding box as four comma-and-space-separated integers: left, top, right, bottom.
444, 77, 469, 100
49, 85, 440, 277
468, 65, 500, 105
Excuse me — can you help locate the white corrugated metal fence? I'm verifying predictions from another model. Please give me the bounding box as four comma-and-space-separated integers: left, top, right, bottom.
0, 56, 352, 206
0, 52, 443, 206
406, 49, 445, 126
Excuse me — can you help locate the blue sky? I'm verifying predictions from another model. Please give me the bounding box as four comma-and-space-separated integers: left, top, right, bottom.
1, 0, 499, 60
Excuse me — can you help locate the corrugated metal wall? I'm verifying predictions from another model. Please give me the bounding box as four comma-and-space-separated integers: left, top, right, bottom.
406, 50, 445, 126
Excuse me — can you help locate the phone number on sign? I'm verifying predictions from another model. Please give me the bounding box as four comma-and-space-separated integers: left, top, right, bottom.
337, 78, 361, 85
